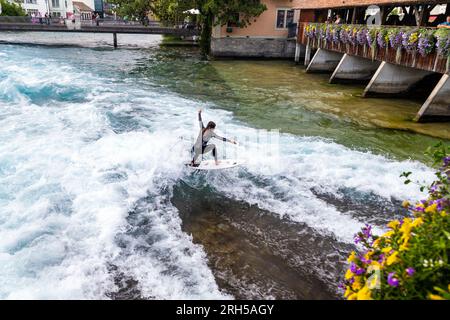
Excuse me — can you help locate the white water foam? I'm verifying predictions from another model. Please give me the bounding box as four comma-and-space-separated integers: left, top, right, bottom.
0, 45, 435, 298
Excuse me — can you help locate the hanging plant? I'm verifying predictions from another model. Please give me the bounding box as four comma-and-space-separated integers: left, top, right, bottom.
356, 28, 368, 46
417, 29, 436, 57
388, 28, 404, 50
402, 31, 419, 53
377, 28, 389, 48
434, 29, 450, 57
332, 25, 341, 44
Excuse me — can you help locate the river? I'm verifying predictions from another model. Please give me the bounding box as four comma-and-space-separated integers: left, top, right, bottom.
0, 33, 444, 299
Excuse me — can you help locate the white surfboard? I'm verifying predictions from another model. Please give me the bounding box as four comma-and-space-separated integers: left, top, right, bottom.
186, 159, 244, 170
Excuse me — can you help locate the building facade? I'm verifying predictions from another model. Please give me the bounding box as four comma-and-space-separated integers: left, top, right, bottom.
211, 0, 302, 58
14, 0, 74, 18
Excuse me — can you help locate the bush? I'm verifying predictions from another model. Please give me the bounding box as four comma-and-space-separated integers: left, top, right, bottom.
0, 0, 26, 16
342, 143, 450, 300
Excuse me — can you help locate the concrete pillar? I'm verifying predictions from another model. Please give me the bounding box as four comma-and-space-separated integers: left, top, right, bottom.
304, 41, 312, 66
363, 61, 433, 97
415, 74, 450, 122
330, 54, 381, 84
113, 33, 118, 48
306, 48, 344, 73
295, 43, 305, 64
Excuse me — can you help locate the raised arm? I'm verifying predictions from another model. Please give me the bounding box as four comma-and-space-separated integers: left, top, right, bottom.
198, 109, 204, 129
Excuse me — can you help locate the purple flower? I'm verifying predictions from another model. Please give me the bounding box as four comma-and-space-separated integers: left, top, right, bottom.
377, 31, 387, 48
444, 156, 450, 166
390, 31, 404, 50
436, 36, 450, 56
387, 272, 399, 287
362, 224, 372, 238
360, 255, 372, 264
406, 267, 415, 277
378, 254, 385, 263
418, 31, 435, 57
356, 29, 367, 46
350, 262, 357, 273
354, 235, 361, 244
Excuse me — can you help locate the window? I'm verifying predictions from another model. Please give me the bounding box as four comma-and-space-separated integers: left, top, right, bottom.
52, 0, 60, 8
27, 9, 39, 15
25, 0, 37, 4
276, 9, 294, 29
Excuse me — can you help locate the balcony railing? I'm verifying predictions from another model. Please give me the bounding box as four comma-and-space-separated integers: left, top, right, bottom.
298, 22, 449, 74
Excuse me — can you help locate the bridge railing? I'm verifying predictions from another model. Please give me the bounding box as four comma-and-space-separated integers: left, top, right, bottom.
0, 16, 199, 30
298, 22, 449, 74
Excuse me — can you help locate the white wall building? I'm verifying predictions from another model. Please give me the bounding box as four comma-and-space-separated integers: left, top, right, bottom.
15, 0, 74, 18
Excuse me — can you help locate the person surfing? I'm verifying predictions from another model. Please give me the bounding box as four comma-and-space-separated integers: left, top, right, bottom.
191, 109, 237, 167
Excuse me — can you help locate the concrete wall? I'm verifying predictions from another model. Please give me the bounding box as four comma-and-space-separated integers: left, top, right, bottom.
211, 37, 297, 58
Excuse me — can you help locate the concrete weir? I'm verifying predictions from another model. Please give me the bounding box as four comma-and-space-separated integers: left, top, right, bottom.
415, 74, 450, 122
306, 48, 343, 73
363, 62, 432, 97
329, 54, 381, 84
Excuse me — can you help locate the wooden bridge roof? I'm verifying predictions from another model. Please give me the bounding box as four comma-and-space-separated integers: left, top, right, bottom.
294, 0, 444, 10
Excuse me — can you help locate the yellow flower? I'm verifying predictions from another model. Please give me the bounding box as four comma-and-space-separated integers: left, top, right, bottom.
428, 294, 445, 300
347, 251, 357, 263
382, 230, 394, 238
425, 203, 437, 214
441, 211, 447, 217
372, 238, 381, 248
382, 246, 393, 254
387, 220, 400, 230
352, 280, 362, 291
402, 200, 410, 208
345, 269, 353, 280
356, 286, 372, 300
399, 218, 412, 234
399, 242, 409, 251
386, 251, 399, 266
364, 251, 373, 261
344, 287, 353, 298
348, 293, 358, 300
411, 217, 424, 228
370, 260, 381, 268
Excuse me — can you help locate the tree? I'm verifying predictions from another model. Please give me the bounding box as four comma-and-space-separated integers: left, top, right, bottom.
108, 0, 267, 55
0, 0, 26, 16
196, 0, 267, 55
108, 0, 155, 21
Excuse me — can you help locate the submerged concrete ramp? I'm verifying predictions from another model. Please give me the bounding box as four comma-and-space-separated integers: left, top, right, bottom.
330, 54, 381, 84
363, 62, 433, 97
306, 48, 343, 73
415, 74, 450, 122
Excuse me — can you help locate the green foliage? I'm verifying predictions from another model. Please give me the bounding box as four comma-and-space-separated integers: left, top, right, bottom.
0, 0, 26, 16
108, 0, 154, 20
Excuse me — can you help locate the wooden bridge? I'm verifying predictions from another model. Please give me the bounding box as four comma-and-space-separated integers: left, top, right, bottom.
294, 22, 450, 122
0, 17, 199, 48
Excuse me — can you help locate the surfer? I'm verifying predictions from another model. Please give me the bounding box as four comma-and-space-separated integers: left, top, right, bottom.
191, 109, 237, 167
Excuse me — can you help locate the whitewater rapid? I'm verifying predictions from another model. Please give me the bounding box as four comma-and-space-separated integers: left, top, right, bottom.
0, 44, 434, 299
